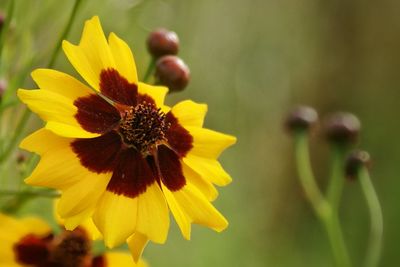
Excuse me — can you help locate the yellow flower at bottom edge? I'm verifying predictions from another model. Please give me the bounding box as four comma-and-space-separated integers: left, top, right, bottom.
0, 213, 147, 267
17, 16, 236, 261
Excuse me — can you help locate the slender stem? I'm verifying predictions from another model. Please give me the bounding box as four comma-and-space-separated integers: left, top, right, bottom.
327, 145, 347, 212
359, 167, 383, 267
0, 0, 83, 164
0, 0, 15, 69
142, 58, 156, 83
293, 131, 351, 267
0, 189, 60, 198
0, 107, 30, 163
47, 0, 83, 69
294, 131, 329, 218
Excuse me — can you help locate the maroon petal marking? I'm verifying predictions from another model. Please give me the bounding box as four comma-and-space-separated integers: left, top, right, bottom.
100, 68, 138, 106
13, 234, 50, 265
165, 112, 193, 157
71, 131, 122, 173
74, 94, 121, 134
107, 148, 156, 198
92, 255, 106, 267
157, 145, 186, 191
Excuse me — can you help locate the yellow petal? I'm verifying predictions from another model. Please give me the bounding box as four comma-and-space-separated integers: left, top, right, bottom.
138, 82, 168, 108
93, 191, 138, 248
31, 68, 94, 98
171, 100, 208, 127
80, 218, 102, 240
182, 161, 218, 201
183, 155, 232, 186
57, 172, 111, 219
18, 89, 77, 124
108, 32, 138, 84
161, 184, 191, 240
63, 209, 94, 231
62, 16, 115, 90
136, 183, 169, 244
20, 128, 70, 155
127, 232, 149, 264
171, 183, 228, 233
19, 217, 51, 236
25, 146, 90, 190
104, 252, 148, 267
186, 126, 236, 159
45, 121, 99, 138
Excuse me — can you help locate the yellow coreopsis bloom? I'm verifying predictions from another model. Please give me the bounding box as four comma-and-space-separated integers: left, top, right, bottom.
0, 213, 147, 267
18, 16, 236, 260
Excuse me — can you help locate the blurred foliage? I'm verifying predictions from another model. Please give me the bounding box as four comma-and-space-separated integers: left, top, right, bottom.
1, 0, 400, 266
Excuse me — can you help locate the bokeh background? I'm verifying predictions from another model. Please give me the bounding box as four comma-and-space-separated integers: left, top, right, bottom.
1, 0, 400, 266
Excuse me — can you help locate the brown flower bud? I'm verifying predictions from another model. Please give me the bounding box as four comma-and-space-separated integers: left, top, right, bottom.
155, 55, 190, 92
0, 79, 7, 100
324, 112, 361, 145
147, 28, 179, 58
345, 150, 371, 180
285, 105, 318, 132
0, 13, 4, 31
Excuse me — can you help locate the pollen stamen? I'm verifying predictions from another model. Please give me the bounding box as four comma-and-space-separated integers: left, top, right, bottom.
118, 101, 170, 154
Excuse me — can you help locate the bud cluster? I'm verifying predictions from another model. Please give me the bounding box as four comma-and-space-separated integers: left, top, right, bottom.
147, 28, 190, 92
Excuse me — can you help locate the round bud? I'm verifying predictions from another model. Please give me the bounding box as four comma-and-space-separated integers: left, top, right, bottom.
0, 13, 4, 31
285, 105, 318, 132
324, 112, 361, 145
0, 78, 7, 100
155, 55, 190, 92
147, 28, 179, 58
345, 150, 371, 180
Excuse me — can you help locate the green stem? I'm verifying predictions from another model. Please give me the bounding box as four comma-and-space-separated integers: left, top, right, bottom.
327, 145, 347, 212
294, 131, 351, 267
359, 167, 383, 267
47, 0, 83, 69
0, 189, 60, 198
0, 0, 15, 70
0, 0, 83, 164
142, 58, 156, 83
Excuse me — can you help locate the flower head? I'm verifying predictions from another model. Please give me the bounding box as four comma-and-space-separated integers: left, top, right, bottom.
0, 213, 146, 267
18, 16, 236, 259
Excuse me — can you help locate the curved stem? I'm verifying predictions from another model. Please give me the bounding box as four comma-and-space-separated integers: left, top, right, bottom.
359, 167, 383, 267
327, 145, 347, 211
293, 131, 352, 267
47, 0, 83, 69
0, 0, 15, 70
142, 58, 156, 83
0, 0, 84, 164
0, 189, 60, 198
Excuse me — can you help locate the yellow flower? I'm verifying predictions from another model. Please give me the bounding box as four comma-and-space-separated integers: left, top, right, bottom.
0, 213, 147, 267
18, 16, 236, 260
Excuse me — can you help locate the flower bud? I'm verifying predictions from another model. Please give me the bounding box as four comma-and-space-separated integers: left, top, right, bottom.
147, 28, 179, 58
345, 150, 371, 180
285, 105, 318, 132
155, 55, 190, 92
324, 112, 360, 145
0, 13, 4, 32
0, 78, 7, 100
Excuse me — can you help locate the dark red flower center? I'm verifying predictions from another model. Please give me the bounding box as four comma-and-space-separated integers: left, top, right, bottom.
118, 101, 170, 155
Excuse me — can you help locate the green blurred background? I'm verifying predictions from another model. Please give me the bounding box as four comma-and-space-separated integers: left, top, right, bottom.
1, 0, 400, 266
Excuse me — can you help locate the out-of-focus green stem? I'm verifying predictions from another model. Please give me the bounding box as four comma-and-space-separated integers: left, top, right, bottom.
0, 189, 60, 198
294, 131, 352, 267
143, 58, 156, 83
327, 145, 347, 211
0, 0, 15, 69
0, 0, 84, 164
47, 0, 83, 69
294, 131, 329, 218
359, 167, 383, 267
